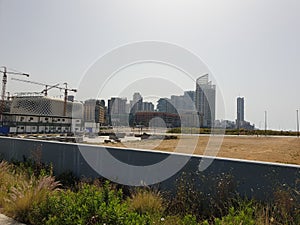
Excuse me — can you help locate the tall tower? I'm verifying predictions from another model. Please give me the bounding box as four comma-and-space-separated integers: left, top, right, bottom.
237, 97, 245, 125
108, 97, 127, 126
195, 74, 216, 128
132, 92, 143, 113
84, 99, 97, 122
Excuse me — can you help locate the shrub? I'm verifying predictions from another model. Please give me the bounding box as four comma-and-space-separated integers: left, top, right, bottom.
29, 182, 150, 225
267, 185, 300, 225
2, 160, 300, 225
214, 204, 256, 225
3, 175, 60, 223
55, 170, 79, 189
128, 188, 164, 215
167, 171, 236, 221
12, 157, 53, 178
156, 215, 199, 225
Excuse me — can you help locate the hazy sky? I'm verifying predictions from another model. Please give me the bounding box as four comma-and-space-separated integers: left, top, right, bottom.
0, 0, 299, 130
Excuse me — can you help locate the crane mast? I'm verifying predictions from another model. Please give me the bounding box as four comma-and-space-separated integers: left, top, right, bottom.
0, 66, 29, 119
62, 82, 77, 116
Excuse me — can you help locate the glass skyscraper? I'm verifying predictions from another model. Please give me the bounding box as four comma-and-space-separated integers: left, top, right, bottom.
195, 74, 216, 128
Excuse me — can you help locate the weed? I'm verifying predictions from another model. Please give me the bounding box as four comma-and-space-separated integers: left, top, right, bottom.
128, 188, 164, 215
3, 175, 60, 222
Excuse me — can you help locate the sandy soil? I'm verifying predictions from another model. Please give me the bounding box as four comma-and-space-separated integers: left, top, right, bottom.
103, 135, 300, 165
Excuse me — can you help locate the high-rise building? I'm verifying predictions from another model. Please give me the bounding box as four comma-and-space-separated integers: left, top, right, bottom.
132, 92, 143, 113
108, 97, 127, 115
83, 99, 97, 122
195, 74, 216, 128
95, 100, 106, 125
235, 97, 255, 130
142, 102, 154, 112
157, 98, 177, 114
129, 93, 155, 127
184, 91, 195, 104
107, 97, 127, 126
237, 97, 245, 124
84, 99, 106, 124
170, 91, 196, 112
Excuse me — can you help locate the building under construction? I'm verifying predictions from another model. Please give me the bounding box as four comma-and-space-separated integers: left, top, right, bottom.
0, 66, 83, 135
1, 95, 83, 135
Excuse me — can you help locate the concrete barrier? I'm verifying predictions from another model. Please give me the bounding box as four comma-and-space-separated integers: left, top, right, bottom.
0, 136, 299, 200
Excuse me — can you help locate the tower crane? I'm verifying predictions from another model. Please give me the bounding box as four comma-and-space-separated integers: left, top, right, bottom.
6, 92, 10, 101
0, 66, 29, 117
11, 77, 60, 96
62, 82, 77, 116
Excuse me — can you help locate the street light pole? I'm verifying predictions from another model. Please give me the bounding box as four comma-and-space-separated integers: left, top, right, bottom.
264, 110, 267, 136
297, 109, 299, 138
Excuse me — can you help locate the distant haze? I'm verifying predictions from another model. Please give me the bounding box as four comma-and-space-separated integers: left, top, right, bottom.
0, 0, 299, 130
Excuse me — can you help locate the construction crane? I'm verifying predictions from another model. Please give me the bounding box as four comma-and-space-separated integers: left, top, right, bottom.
0, 66, 29, 117
11, 77, 60, 96
62, 82, 77, 116
12, 78, 77, 116
5, 92, 11, 101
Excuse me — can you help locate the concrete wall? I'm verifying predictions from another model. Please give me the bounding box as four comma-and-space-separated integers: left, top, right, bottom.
0, 136, 299, 200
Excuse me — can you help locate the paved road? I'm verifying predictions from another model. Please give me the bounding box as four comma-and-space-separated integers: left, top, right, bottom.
0, 214, 25, 225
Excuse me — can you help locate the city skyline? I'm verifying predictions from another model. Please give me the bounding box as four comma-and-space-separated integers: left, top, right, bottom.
0, 1, 299, 130
0, 76, 285, 131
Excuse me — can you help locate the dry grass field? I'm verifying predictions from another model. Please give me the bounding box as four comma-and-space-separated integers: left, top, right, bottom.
103, 135, 300, 165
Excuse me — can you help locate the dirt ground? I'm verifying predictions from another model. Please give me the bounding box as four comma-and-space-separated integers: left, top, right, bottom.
103, 135, 300, 165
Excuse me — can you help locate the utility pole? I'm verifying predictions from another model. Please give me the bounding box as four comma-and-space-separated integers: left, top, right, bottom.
264, 110, 267, 136
297, 109, 299, 138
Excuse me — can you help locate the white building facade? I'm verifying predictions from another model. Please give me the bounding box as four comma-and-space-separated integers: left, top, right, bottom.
7, 96, 83, 134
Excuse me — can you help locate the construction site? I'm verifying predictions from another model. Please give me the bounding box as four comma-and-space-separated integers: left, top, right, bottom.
0, 66, 83, 136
